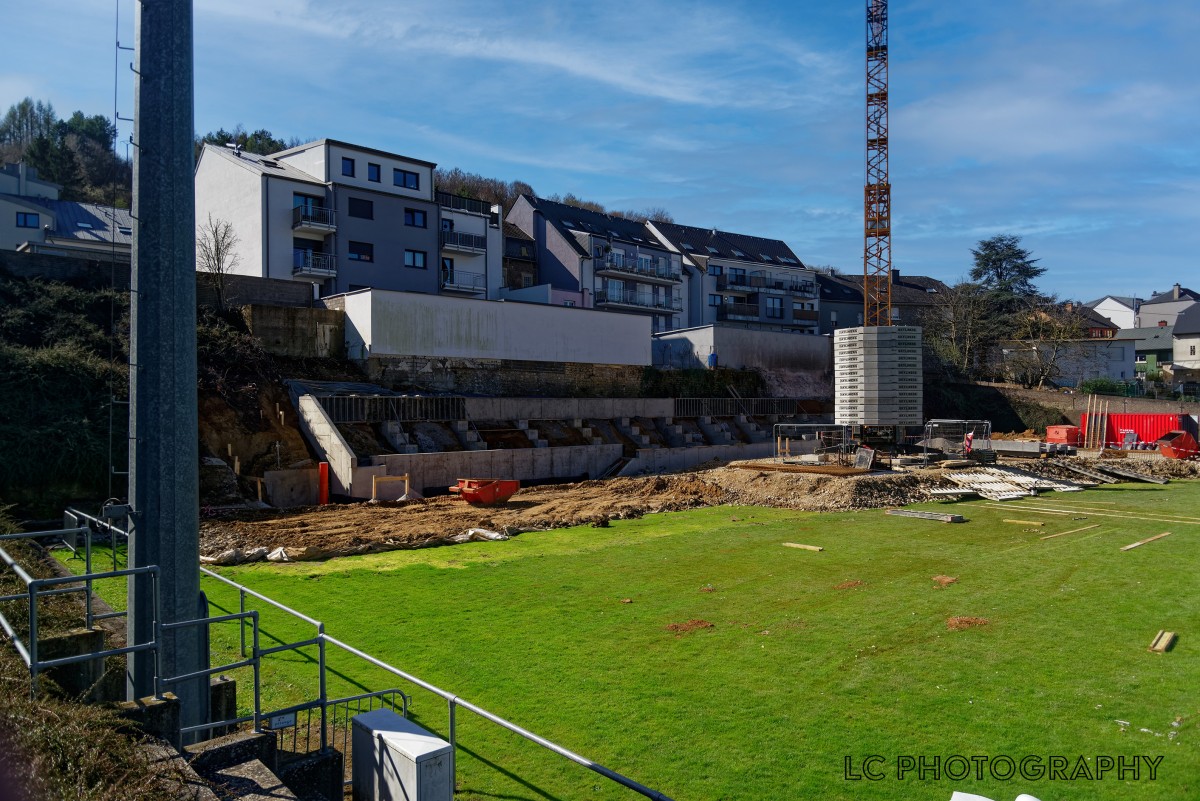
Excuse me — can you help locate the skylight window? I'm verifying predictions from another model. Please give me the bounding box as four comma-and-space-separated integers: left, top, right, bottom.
760, 253, 773, 261
705, 246, 720, 254
118, 226, 132, 235
76, 222, 93, 229
681, 242, 694, 251
779, 256, 798, 264
732, 249, 747, 257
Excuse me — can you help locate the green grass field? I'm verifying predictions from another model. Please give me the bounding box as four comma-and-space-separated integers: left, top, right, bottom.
63, 482, 1200, 800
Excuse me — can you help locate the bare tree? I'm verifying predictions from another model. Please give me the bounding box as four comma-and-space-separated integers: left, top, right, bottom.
196, 214, 241, 312
920, 280, 1001, 380
1001, 297, 1088, 388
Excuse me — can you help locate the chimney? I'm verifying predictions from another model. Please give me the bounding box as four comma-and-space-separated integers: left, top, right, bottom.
1173, 283, 1182, 300
1064, 301, 1074, 313
891, 269, 900, 283
1159, 320, 1168, 328
18, 162, 29, 195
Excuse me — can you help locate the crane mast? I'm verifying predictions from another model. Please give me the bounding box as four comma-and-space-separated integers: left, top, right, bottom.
864, 0, 892, 326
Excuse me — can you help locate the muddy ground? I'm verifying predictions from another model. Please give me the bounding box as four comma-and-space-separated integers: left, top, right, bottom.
200, 457, 1200, 564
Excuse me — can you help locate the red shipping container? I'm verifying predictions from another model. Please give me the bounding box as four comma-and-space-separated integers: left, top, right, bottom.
1082, 413, 1185, 446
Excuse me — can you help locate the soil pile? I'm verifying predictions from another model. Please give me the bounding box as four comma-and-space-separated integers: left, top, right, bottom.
199, 464, 948, 562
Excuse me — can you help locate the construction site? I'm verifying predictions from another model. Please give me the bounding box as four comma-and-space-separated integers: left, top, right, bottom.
2, 2, 1199, 801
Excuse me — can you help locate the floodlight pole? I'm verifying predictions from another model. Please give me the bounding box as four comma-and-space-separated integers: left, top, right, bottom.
127, 0, 206, 734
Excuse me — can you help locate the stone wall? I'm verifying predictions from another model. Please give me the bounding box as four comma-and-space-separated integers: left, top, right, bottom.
0, 249, 130, 288
243, 304, 345, 359
365, 356, 647, 397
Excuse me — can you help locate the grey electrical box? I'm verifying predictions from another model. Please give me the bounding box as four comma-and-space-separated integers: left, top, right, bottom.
351, 708, 452, 801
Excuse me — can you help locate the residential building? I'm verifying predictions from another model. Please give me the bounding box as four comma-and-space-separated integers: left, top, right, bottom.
3, 195, 132, 261
506, 195, 683, 331
1136, 284, 1198, 327
436, 191, 502, 299
0, 162, 60, 199
195, 139, 505, 299
1172, 304, 1200, 385
999, 303, 1132, 387
1085, 294, 1141, 329
645, 221, 818, 334
501, 222, 538, 290
816, 271, 864, 333
1117, 324, 1174, 380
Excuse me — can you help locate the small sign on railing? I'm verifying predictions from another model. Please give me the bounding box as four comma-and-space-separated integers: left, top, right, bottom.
267, 712, 297, 730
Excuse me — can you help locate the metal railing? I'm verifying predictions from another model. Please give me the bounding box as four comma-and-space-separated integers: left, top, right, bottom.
315, 394, 467, 424
292, 250, 337, 277
598, 253, 681, 282
292, 205, 335, 229
595, 289, 682, 312
436, 191, 492, 216
440, 230, 487, 251
675, 397, 810, 417
716, 301, 759, 321
440, 268, 486, 292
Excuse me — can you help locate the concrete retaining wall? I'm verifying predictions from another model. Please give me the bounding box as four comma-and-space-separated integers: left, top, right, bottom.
244, 305, 345, 359
263, 468, 320, 508
296, 395, 359, 496
653, 325, 832, 371
367, 444, 624, 497
620, 441, 775, 475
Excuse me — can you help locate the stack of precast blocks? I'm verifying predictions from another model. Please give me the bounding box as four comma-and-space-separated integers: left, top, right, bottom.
834, 326, 923, 425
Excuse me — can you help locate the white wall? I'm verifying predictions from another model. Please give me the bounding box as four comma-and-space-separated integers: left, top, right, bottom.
654, 324, 831, 371
344, 289, 651, 365
0, 197, 54, 251
1092, 298, 1136, 329
194, 150, 265, 277
1175, 334, 1200, 370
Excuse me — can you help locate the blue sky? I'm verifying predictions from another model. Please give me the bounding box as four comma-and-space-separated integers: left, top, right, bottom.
3, 1, 1196, 300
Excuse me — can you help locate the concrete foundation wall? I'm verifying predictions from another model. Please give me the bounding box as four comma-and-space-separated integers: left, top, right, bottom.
367, 444, 624, 497
263, 468, 319, 507
621, 441, 774, 475
364, 356, 647, 397
296, 395, 358, 495
244, 305, 345, 358
462, 397, 674, 420
653, 325, 832, 372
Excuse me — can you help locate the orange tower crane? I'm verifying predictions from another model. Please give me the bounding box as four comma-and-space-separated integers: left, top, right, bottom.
864, 0, 892, 326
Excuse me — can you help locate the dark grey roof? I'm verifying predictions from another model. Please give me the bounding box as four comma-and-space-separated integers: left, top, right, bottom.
1143, 286, 1200, 305
503, 221, 533, 241
522, 195, 667, 257
649, 220, 804, 268
1076, 304, 1118, 330
823, 271, 948, 306
200, 143, 326, 186
7, 194, 133, 246
817, 272, 862, 303
1175, 304, 1200, 336
1116, 325, 1175, 349
1085, 294, 1140, 310
269, 138, 437, 169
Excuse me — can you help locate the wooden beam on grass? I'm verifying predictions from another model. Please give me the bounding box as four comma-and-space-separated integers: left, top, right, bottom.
1149, 630, 1177, 653
1003, 519, 1045, 526
886, 509, 965, 523
1120, 532, 1171, 551
783, 543, 823, 552
1040, 524, 1100, 540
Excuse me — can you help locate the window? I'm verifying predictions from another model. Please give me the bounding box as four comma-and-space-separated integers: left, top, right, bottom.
563, 300, 576, 307
441, 257, 454, 273
521, 275, 533, 288
680, 242, 694, 251
341, 157, 355, 177
367, 163, 381, 182
405, 208, 427, 227
394, 169, 419, 189
441, 218, 454, 232
707, 264, 722, 276
404, 249, 426, 269
347, 198, 374, 219
732, 249, 747, 258
705, 246, 720, 254
729, 267, 746, 285
708, 294, 722, 307
766, 297, 783, 319
1192, 345, 1196, 356
16, 212, 38, 228
348, 241, 374, 262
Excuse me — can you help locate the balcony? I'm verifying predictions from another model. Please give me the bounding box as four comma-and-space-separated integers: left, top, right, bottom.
436, 191, 493, 216
596, 252, 681, 285
750, 269, 817, 297
716, 302, 760, 322
292, 204, 336, 235
595, 289, 682, 314
292, 249, 336, 279
441, 230, 488, 253
440, 268, 486, 295
793, 309, 819, 322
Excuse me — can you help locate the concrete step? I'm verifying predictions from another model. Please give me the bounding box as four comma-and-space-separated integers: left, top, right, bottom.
184, 731, 277, 778
205, 759, 297, 801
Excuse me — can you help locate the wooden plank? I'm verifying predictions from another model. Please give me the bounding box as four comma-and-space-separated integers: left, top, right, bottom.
1149, 630, 1177, 653
783, 542, 824, 552
886, 509, 965, 523
1040, 524, 1100, 540
1003, 519, 1045, 526
1120, 532, 1171, 551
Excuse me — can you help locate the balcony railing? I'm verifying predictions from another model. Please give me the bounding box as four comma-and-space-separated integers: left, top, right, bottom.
441, 230, 488, 252
716, 302, 759, 321
440, 268, 486, 293
595, 289, 682, 313
292, 204, 336, 231
436, 191, 492, 216
747, 270, 817, 297
597, 252, 681, 283
793, 309, 820, 322
292, 250, 337, 278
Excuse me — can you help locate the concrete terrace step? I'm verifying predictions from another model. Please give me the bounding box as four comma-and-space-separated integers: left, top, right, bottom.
206, 759, 298, 801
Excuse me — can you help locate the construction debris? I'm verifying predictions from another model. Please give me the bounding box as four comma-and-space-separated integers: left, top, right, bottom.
1091, 464, 1170, 485
1003, 519, 1045, 526
1149, 630, 1177, 653
783, 543, 824, 552
1040, 524, 1100, 540
943, 466, 1084, 501
1120, 532, 1171, 551
886, 509, 965, 523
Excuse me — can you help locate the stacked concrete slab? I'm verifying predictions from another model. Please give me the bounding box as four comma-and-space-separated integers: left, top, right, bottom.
834, 326, 923, 425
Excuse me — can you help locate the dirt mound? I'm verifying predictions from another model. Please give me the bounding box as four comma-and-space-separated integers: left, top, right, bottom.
932, 575, 959, 588
834, 580, 866, 590
946, 616, 989, 630
666, 619, 714, 635
198, 464, 951, 562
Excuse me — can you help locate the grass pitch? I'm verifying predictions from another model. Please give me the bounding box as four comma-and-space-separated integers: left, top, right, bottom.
65, 481, 1200, 800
